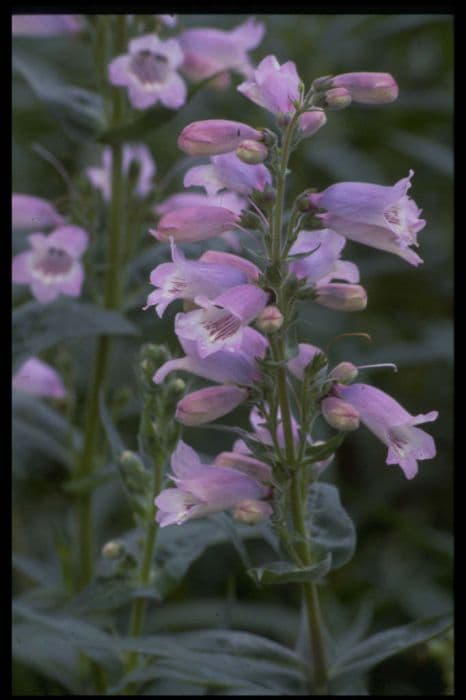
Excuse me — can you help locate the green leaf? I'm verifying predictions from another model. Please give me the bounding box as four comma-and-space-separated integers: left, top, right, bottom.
65, 575, 160, 614
13, 299, 138, 370
330, 612, 453, 679
303, 433, 345, 465
306, 482, 356, 570
248, 554, 332, 585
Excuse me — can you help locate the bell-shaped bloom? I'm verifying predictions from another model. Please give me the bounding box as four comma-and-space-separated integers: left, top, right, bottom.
298, 110, 327, 138
144, 239, 247, 317
13, 357, 66, 399
337, 383, 438, 479
175, 385, 248, 425
332, 72, 398, 105
215, 451, 272, 483
12, 194, 65, 231
12, 226, 88, 304
179, 18, 265, 87
150, 205, 240, 243
321, 396, 360, 431
199, 250, 261, 282
175, 284, 268, 358
108, 34, 186, 110
315, 283, 367, 312
12, 14, 82, 36
154, 191, 246, 217
178, 120, 263, 156
184, 152, 271, 197
287, 343, 325, 380
237, 55, 301, 115
154, 330, 267, 387
309, 171, 425, 266
86, 144, 156, 201
289, 229, 347, 285
155, 440, 269, 526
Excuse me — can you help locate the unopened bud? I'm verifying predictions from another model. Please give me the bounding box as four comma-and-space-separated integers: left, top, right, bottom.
178, 120, 264, 156
298, 110, 327, 138
321, 396, 360, 431
332, 72, 398, 105
233, 499, 273, 524
119, 450, 145, 475
167, 377, 186, 395
236, 139, 268, 164
255, 305, 284, 333
312, 75, 333, 91
315, 283, 367, 311
321, 87, 352, 110
102, 540, 125, 560
175, 385, 248, 426
330, 362, 359, 384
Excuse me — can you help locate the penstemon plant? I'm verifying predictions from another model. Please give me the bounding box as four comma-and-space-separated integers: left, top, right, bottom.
12, 13, 453, 697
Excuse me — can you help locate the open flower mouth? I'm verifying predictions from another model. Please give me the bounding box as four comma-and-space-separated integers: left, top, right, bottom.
31, 246, 74, 282
130, 50, 170, 85
202, 310, 241, 342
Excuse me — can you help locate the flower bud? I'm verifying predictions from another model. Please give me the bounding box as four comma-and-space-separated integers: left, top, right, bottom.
321, 396, 360, 431
276, 112, 293, 129
312, 75, 333, 91
119, 450, 146, 476
167, 377, 186, 396
102, 540, 125, 560
315, 283, 367, 311
323, 87, 352, 110
233, 499, 273, 524
332, 72, 398, 104
151, 206, 240, 243
175, 385, 248, 426
298, 110, 327, 138
255, 305, 284, 333
178, 120, 264, 156
215, 452, 272, 483
330, 362, 359, 384
236, 139, 268, 164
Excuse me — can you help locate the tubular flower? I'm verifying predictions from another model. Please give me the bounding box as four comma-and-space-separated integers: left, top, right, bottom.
13, 357, 66, 399
12, 226, 89, 303
184, 152, 271, 196
108, 34, 186, 110
154, 191, 246, 217
144, 239, 248, 317
150, 205, 241, 243
175, 285, 268, 358
237, 55, 302, 115
332, 72, 398, 104
155, 440, 270, 527
86, 144, 156, 201
153, 330, 267, 387
12, 194, 65, 231
289, 229, 347, 285
12, 14, 82, 36
337, 383, 438, 479
287, 343, 326, 380
175, 385, 248, 425
179, 18, 265, 87
309, 170, 426, 266
178, 120, 264, 156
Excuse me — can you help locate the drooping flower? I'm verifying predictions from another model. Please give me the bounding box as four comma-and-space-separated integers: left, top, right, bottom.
154, 191, 246, 217
155, 440, 270, 526
184, 152, 271, 196
178, 18, 265, 88
108, 34, 186, 110
332, 72, 398, 104
178, 120, 264, 156
86, 144, 156, 201
175, 385, 248, 425
153, 330, 267, 387
237, 55, 302, 115
337, 383, 438, 479
144, 239, 247, 317
12, 194, 65, 231
13, 357, 66, 399
309, 170, 425, 266
289, 229, 347, 285
12, 14, 82, 36
12, 226, 89, 303
175, 284, 268, 358
150, 205, 241, 243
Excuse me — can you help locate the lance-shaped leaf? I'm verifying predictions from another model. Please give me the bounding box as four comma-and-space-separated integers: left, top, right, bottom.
248, 553, 332, 585
306, 482, 356, 570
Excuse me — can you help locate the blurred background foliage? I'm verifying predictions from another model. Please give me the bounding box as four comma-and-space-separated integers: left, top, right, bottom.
13, 14, 452, 695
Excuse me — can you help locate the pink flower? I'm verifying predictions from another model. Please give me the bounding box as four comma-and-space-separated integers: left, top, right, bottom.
287, 343, 325, 380
237, 55, 302, 115
199, 250, 260, 282
175, 284, 268, 358
12, 226, 89, 304
337, 383, 438, 479
179, 18, 265, 87
184, 152, 271, 196
86, 144, 156, 201
321, 396, 360, 431
12, 194, 65, 231
298, 110, 327, 139
215, 451, 272, 483
153, 330, 267, 387
309, 170, 425, 266
155, 440, 269, 526
289, 229, 347, 285
12, 14, 82, 36
332, 72, 398, 104
233, 499, 273, 523
178, 120, 263, 156
175, 385, 248, 425
13, 357, 66, 399
154, 191, 246, 217
150, 205, 241, 243
144, 239, 248, 317
108, 34, 186, 110
315, 283, 367, 312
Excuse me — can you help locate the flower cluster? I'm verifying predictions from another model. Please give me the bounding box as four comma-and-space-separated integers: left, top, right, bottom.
146, 55, 437, 528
